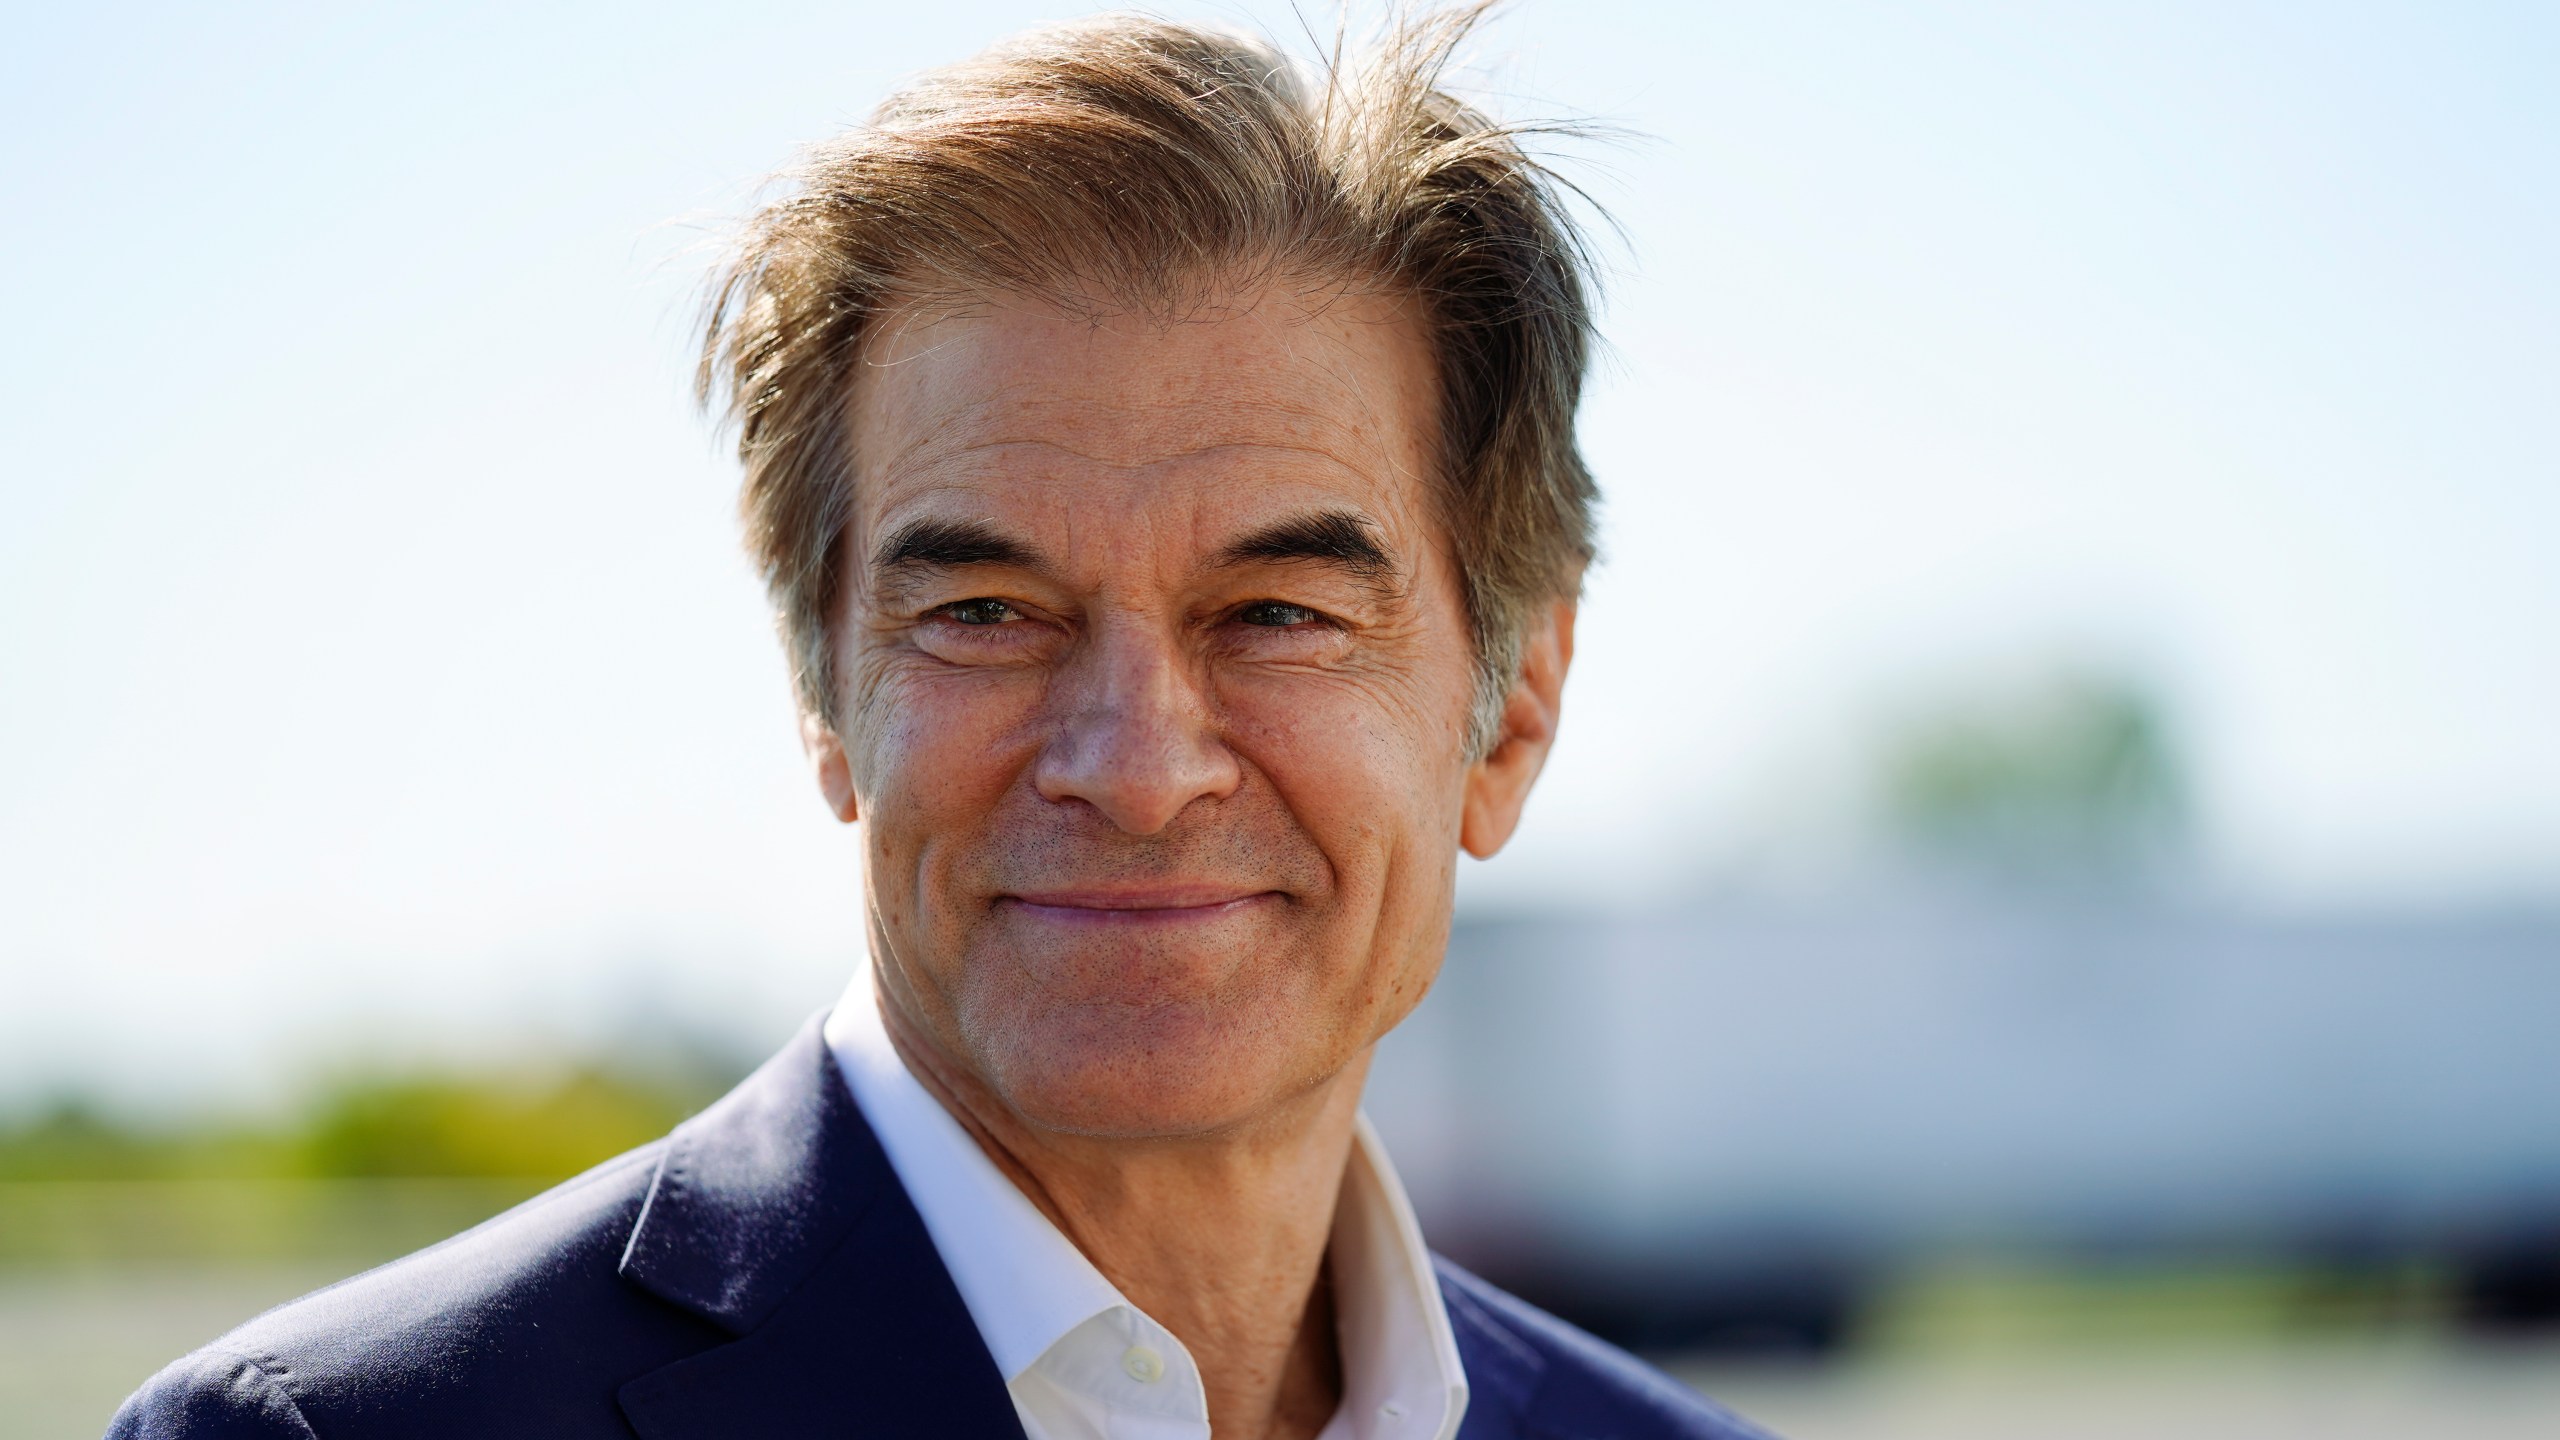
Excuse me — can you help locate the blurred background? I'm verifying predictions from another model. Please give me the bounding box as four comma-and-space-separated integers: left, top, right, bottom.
3, 1, 2555, 1435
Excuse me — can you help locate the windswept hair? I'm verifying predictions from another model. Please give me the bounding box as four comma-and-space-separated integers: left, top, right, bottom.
699, 3, 1599, 755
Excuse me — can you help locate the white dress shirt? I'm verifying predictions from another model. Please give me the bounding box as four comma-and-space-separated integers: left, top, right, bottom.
825, 975, 1469, 1440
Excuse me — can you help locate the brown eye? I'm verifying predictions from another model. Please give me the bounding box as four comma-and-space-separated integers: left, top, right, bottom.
942, 599, 1017, 626
1238, 602, 1321, 627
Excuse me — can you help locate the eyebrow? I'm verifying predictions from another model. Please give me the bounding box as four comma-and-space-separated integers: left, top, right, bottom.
1214, 510, 1398, 584
867, 508, 1401, 590
870, 517, 1041, 574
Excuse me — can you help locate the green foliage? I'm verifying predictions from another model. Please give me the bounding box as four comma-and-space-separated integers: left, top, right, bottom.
1878, 669, 2189, 888
0, 1102, 287, 1183
0, 1066, 718, 1184
1860, 1258, 2454, 1354
0, 1061, 736, 1266
294, 1069, 695, 1179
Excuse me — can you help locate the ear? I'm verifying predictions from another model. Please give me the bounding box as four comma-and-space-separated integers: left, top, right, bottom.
1460, 598, 1576, 859
800, 710, 860, 824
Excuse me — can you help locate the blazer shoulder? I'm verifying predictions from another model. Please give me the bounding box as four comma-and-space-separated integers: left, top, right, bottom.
110, 1141, 715, 1439
108, 1346, 317, 1439
1435, 1256, 1783, 1440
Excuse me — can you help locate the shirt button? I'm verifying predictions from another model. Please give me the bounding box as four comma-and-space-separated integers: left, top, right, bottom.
1121, 1345, 1165, 1384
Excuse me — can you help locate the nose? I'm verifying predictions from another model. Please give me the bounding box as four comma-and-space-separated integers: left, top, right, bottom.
1033, 620, 1241, 835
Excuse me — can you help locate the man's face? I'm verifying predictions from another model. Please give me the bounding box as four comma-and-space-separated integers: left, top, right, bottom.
812, 280, 1560, 1139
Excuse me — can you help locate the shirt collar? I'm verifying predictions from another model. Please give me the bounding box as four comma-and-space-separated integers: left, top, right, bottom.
1328, 1112, 1469, 1440
825, 976, 1123, 1379
824, 971, 1469, 1440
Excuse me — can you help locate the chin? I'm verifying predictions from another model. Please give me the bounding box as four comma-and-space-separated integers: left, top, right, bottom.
964, 997, 1333, 1139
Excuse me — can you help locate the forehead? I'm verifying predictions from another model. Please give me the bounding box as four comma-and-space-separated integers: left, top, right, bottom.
845, 283, 1441, 551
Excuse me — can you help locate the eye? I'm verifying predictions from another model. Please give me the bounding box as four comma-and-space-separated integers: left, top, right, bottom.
1236, 601, 1323, 628
937, 598, 1019, 626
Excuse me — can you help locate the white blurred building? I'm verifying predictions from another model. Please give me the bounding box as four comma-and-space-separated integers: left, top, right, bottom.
1367, 901, 2560, 1347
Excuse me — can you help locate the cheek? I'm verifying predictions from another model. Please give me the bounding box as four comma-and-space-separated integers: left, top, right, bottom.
845, 661, 1043, 888
1218, 662, 1471, 1036
1219, 668, 1470, 889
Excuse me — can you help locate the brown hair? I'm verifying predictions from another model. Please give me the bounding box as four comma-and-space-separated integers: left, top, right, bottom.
699, 3, 1598, 755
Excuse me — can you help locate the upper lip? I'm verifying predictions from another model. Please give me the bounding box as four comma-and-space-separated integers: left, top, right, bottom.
1003, 885, 1275, 910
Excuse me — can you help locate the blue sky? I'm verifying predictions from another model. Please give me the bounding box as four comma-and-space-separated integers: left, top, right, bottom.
4, 1, 2554, 1105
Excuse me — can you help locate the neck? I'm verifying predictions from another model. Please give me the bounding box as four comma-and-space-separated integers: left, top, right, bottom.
878, 987, 1364, 1440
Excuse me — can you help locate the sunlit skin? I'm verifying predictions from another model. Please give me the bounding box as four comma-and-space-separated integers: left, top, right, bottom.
799, 278, 1575, 1440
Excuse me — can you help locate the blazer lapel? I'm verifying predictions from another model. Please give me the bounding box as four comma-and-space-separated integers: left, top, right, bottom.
1439, 1261, 1549, 1440
613, 1015, 1026, 1440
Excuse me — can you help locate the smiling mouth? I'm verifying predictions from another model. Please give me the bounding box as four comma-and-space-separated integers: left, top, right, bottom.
1000, 888, 1284, 924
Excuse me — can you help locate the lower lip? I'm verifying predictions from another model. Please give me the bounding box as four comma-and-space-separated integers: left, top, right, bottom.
1003, 895, 1278, 927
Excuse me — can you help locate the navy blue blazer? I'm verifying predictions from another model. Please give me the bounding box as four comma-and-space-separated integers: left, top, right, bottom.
110, 1016, 1773, 1439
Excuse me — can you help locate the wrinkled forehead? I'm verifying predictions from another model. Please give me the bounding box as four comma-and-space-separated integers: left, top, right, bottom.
841, 283, 1443, 562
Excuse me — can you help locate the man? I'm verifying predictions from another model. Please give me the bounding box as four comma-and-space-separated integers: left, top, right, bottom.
113, 9, 1772, 1439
